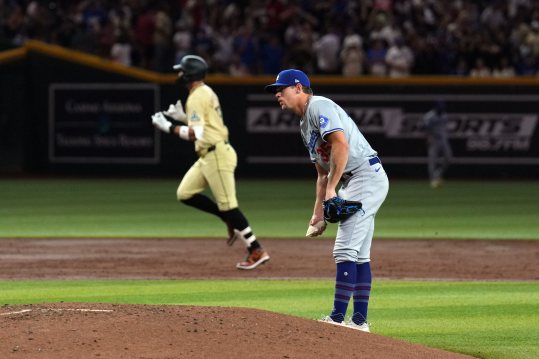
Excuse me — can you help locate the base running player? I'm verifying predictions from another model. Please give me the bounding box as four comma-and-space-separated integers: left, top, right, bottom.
152, 55, 270, 270
265, 69, 389, 331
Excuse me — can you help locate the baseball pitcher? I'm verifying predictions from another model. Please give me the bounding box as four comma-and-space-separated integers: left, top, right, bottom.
265, 69, 389, 332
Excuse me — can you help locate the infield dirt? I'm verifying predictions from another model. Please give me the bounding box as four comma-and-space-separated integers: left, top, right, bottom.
1, 238, 537, 358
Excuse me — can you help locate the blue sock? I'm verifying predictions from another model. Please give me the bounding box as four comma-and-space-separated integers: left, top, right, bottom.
329, 261, 356, 323
352, 262, 372, 325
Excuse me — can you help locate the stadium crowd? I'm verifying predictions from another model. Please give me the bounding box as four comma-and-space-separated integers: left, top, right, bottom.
1, 0, 538, 77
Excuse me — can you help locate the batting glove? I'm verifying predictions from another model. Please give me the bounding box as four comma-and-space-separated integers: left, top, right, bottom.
163, 100, 187, 122
152, 112, 173, 133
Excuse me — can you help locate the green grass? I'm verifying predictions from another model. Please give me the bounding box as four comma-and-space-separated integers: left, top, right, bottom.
0, 178, 538, 239
1, 279, 538, 359
1, 178, 538, 358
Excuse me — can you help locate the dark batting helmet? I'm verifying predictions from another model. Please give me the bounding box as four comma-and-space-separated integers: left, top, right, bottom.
173, 55, 208, 82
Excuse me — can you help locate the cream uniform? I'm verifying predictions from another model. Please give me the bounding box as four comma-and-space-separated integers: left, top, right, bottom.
153, 54, 269, 270
176, 84, 239, 211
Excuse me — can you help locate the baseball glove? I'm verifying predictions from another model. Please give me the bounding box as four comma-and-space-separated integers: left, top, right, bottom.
323, 196, 362, 223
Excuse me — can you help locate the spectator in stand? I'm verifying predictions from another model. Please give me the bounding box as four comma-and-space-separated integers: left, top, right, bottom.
229, 54, 250, 76
3, 0, 538, 77
470, 58, 492, 77
192, 24, 214, 65
340, 34, 365, 76
525, 21, 539, 59
172, 20, 192, 67
284, 19, 316, 73
493, 56, 516, 77
4, 5, 27, 46
212, 24, 234, 74
385, 36, 414, 77
313, 25, 341, 74
369, 12, 401, 48
110, 30, 132, 66
153, 5, 173, 72
232, 25, 258, 74
260, 33, 284, 75
366, 36, 388, 76
133, 6, 155, 69
453, 57, 470, 76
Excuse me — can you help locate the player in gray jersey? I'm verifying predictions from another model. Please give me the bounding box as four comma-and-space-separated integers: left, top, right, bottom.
265, 69, 389, 332
422, 100, 452, 188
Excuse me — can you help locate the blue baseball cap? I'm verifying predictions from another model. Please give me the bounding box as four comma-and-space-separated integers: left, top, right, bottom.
265, 69, 311, 93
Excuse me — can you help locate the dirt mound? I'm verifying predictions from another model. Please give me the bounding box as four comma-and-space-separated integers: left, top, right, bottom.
0, 303, 473, 359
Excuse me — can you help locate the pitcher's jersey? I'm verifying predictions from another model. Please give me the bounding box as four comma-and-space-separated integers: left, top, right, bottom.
300, 95, 377, 173
185, 84, 229, 153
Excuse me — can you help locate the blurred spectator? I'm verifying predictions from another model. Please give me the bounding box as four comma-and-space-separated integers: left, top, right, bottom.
232, 25, 257, 74
229, 54, 250, 76
369, 12, 401, 47
470, 58, 492, 77
411, 36, 439, 74
212, 25, 234, 74
96, 18, 115, 59
453, 57, 470, 76
313, 25, 341, 74
524, 21, 539, 58
172, 19, 192, 66
366, 37, 388, 76
493, 57, 516, 77
385, 36, 414, 77
260, 33, 284, 75
284, 19, 315, 73
2, 0, 539, 77
340, 33, 365, 76
192, 24, 214, 64
70, 20, 97, 55
153, 6, 173, 72
110, 30, 132, 66
133, 6, 155, 69
3, 5, 26, 46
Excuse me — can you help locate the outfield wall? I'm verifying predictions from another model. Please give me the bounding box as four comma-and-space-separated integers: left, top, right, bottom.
1, 41, 538, 178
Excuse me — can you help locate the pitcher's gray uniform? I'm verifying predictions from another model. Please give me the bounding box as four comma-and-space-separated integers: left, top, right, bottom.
301, 96, 389, 263
266, 68, 388, 330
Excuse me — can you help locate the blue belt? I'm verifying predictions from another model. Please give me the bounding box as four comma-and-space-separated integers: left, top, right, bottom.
369, 156, 380, 166
341, 156, 381, 181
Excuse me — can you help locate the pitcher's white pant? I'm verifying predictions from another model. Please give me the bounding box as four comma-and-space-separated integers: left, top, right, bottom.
333, 158, 389, 264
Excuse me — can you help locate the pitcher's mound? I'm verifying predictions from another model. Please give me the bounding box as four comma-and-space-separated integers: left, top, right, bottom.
1, 303, 473, 358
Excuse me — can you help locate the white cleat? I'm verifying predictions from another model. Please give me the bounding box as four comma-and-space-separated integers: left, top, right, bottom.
318, 316, 347, 328
345, 321, 370, 332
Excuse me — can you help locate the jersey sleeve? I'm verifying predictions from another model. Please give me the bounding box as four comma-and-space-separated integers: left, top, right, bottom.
314, 103, 343, 141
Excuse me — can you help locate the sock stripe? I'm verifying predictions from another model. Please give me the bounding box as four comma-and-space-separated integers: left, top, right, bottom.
336, 284, 355, 291
335, 289, 353, 297
353, 296, 370, 303
354, 289, 371, 295
354, 285, 371, 290
335, 295, 351, 303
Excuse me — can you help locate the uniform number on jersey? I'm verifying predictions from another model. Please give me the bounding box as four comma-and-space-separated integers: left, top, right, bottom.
316, 142, 331, 162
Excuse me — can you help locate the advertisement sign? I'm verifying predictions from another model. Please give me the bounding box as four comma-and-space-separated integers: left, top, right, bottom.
49, 83, 159, 163
245, 94, 539, 165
